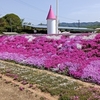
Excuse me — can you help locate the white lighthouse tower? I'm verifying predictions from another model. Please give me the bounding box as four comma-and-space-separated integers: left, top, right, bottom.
46, 5, 56, 34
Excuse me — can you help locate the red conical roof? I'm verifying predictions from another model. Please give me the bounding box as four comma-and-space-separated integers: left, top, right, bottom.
46, 5, 56, 20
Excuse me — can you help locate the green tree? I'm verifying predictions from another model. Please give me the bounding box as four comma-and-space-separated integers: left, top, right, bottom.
0, 18, 7, 33
3, 13, 22, 32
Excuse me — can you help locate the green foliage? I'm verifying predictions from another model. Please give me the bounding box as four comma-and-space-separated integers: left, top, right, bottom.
0, 13, 34, 33
0, 27, 5, 34
0, 18, 7, 33
59, 95, 70, 100
3, 13, 22, 32
0, 18, 7, 27
3, 13, 21, 26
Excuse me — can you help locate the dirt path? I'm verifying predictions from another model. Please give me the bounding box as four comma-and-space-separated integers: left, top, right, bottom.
0, 76, 41, 100
0, 73, 58, 100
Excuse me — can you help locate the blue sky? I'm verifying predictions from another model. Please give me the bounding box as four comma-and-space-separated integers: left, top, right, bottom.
0, 0, 100, 25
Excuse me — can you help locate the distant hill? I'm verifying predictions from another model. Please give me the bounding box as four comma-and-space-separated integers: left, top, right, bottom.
59, 21, 100, 29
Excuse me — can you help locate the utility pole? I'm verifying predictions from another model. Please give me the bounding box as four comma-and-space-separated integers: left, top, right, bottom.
56, 0, 58, 33
78, 20, 80, 28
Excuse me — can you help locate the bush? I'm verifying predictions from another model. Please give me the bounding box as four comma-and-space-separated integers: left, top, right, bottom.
59, 95, 70, 100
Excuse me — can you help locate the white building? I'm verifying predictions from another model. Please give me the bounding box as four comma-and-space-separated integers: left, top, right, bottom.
46, 5, 56, 34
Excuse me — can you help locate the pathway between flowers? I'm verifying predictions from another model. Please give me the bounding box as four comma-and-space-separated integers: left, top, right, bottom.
0, 77, 41, 100
0, 73, 58, 100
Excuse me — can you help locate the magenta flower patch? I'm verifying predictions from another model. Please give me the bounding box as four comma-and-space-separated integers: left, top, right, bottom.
0, 33, 100, 84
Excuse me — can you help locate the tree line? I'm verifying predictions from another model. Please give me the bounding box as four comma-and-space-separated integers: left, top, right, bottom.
0, 13, 34, 33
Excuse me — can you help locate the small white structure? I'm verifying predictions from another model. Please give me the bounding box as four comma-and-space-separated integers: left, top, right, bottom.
3, 32, 18, 35
46, 5, 56, 34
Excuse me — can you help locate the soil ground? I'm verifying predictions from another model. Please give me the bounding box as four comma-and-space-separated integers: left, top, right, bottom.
0, 78, 41, 100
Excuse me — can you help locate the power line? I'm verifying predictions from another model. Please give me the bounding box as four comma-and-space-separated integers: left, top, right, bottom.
17, 0, 78, 22
16, 0, 47, 13
59, 16, 79, 21
14, 0, 80, 23
23, 17, 46, 24
0, 0, 80, 24
0, 6, 7, 14
24, 17, 44, 22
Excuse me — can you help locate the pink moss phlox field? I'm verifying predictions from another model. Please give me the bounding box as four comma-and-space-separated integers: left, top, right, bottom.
0, 33, 100, 84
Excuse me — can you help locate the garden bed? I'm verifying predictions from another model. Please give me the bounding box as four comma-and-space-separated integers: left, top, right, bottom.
0, 33, 100, 99
0, 33, 100, 84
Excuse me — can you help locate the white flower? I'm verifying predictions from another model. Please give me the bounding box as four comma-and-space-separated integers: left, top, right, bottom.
46, 35, 62, 40
58, 44, 62, 48
25, 35, 36, 42
76, 43, 82, 49
69, 35, 76, 39
82, 33, 97, 40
